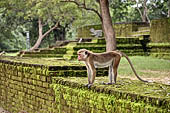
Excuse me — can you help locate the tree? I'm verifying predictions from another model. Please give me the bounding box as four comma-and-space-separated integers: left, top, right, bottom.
29, 18, 59, 50
131, 0, 170, 22
62, 0, 116, 51
0, 7, 27, 50
0, 0, 80, 51
99, 0, 116, 51
167, 0, 170, 17
109, 0, 136, 23
25, 0, 78, 50
132, 0, 150, 23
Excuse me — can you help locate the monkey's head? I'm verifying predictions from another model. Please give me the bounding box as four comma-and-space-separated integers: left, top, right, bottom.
77, 49, 90, 61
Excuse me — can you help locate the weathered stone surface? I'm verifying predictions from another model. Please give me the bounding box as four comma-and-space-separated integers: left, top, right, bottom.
0, 57, 169, 113
150, 18, 170, 43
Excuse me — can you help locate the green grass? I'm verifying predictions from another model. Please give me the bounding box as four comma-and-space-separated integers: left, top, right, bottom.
120, 56, 170, 71
118, 56, 170, 82
5, 52, 19, 56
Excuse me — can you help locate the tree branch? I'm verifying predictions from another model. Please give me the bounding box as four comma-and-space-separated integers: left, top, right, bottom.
61, 0, 102, 21
42, 21, 59, 38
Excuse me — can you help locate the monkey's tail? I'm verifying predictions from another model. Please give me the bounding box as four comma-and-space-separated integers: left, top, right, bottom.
121, 52, 148, 82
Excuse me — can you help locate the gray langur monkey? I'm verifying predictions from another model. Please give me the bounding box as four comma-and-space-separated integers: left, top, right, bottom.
77, 49, 149, 88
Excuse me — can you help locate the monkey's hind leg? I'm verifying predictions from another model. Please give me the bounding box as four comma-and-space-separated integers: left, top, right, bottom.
102, 62, 115, 85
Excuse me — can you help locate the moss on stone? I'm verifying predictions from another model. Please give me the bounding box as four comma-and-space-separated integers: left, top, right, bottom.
0, 56, 83, 66
55, 77, 170, 100
51, 77, 170, 112
150, 18, 170, 43
77, 22, 149, 39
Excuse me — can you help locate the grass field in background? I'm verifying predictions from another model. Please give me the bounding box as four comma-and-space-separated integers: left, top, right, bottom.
118, 56, 170, 84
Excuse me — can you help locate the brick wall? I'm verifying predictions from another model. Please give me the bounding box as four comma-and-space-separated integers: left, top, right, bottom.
0, 60, 56, 113
0, 59, 169, 113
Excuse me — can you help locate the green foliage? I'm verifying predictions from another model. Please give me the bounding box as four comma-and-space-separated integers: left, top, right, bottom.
0, 0, 86, 49
0, 0, 170, 50
110, 0, 137, 22
0, 14, 26, 50
109, 0, 170, 22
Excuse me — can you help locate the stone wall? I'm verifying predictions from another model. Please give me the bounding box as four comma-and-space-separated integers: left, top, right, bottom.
150, 18, 170, 43
0, 60, 55, 113
0, 58, 169, 113
77, 22, 149, 38
0, 58, 107, 113
51, 78, 169, 113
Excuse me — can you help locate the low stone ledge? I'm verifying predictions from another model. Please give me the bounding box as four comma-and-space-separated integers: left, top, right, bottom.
52, 77, 170, 111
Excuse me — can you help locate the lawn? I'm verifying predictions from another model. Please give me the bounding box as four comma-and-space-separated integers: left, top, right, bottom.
118, 56, 170, 85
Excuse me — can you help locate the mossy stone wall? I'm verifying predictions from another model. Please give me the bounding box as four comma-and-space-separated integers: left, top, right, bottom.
51, 78, 169, 113
77, 22, 149, 38
0, 58, 169, 112
22, 47, 67, 58
150, 18, 170, 43
0, 58, 107, 113
77, 24, 102, 38
0, 60, 55, 113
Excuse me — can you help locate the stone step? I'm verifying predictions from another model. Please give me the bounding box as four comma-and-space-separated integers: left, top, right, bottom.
70, 52, 147, 60
23, 48, 67, 55
96, 37, 143, 44
52, 77, 170, 112
147, 43, 170, 48
41, 47, 67, 54
48, 65, 108, 77
22, 54, 64, 58
149, 53, 170, 60
49, 69, 108, 77
138, 26, 150, 31
130, 30, 150, 37
63, 42, 77, 59
74, 44, 144, 51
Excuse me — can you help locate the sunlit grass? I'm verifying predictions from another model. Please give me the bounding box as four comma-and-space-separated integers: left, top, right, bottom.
5, 52, 19, 56
118, 56, 170, 78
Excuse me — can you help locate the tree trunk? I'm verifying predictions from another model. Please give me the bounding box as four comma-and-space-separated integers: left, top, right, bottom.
99, 0, 117, 51
168, 0, 170, 17
30, 18, 58, 51
30, 18, 43, 51
142, 0, 146, 22
135, 0, 150, 23
142, 0, 147, 22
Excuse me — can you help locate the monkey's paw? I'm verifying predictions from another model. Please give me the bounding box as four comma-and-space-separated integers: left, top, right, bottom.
85, 84, 93, 88
101, 82, 115, 85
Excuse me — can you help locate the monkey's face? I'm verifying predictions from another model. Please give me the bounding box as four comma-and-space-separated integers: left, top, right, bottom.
77, 49, 89, 61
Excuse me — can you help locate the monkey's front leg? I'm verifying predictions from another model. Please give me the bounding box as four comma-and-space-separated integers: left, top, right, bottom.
87, 70, 96, 88
85, 63, 96, 88
85, 64, 93, 88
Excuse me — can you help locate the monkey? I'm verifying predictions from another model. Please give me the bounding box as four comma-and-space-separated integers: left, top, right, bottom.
77, 49, 149, 88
